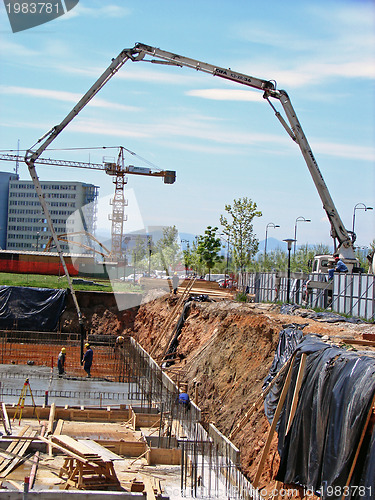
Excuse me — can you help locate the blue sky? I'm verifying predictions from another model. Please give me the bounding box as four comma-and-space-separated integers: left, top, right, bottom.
0, 0, 374, 250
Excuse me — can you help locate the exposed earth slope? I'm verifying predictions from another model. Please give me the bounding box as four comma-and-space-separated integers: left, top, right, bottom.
132, 294, 375, 491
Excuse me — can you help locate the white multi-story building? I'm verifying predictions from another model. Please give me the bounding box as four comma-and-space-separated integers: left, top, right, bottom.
5, 177, 98, 252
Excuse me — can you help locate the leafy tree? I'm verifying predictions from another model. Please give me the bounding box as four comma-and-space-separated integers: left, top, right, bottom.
188, 238, 204, 276
196, 226, 223, 280
155, 225, 182, 273
182, 244, 194, 275
254, 243, 332, 273
220, 197, 262, 273
292, 244, 330, 272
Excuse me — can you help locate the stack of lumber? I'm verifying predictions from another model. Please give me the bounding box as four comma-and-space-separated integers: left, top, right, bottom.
178, 279, 233, 299
0, 426, 37, 478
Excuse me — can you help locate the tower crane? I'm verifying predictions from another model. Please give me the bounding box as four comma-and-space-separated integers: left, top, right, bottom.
0, 147, 176, 261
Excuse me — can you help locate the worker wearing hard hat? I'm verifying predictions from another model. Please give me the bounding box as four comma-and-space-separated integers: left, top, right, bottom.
328, 255, 348, 280
172, 272, 179, 295
57, 347, 66, 377
82, 343, 93, 378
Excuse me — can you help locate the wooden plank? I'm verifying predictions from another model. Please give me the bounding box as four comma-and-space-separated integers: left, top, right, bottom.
47, 403, 56, 436
253, 355, 296, 488
0, 426, 30, 468
4, 405, 130, 422
29, 451, 40, 489
286, 353, 307, 434
77, 440, 123, 461
0, 430, 37, 477
1, 403, 11, 436
340, 393, 375, 500
54, 419, 64, 437
52, 435, 101, 460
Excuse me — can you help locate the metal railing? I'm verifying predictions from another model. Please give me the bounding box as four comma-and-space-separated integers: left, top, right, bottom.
240, 272, 374, 321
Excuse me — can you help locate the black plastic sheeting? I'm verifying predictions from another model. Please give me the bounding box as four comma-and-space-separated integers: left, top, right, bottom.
0, 286, 67, 331
263, 323, 306, 425
280, 303, 364, 324
164, 294, 212, 366
264, 333, 375, 499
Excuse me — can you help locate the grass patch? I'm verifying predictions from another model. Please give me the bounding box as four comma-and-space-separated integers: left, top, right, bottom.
0, 272, 143, 293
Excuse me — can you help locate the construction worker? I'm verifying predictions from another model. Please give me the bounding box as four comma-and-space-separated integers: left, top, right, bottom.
178, 391, 191, 411
82, 343, 93, 378
328, 255, 348, 280
172, 272, 179, 294
57, 347, 66, 376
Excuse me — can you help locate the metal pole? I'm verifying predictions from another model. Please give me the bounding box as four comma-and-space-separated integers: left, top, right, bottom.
287, 247, 291, 303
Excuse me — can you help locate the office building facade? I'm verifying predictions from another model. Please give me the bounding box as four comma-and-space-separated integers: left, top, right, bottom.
2, 174, 98, 252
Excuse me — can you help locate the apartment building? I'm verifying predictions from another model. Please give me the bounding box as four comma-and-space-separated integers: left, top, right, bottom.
1, 174, 98, 252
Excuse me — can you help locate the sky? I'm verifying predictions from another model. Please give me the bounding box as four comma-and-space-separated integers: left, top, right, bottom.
0, 0, 374, 252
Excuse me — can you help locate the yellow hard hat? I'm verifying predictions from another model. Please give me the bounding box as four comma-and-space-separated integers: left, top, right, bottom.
61, 347, 66, 353
85, 343, 90, 348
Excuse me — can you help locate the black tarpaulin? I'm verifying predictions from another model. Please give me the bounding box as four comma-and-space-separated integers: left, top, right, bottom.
164, 294, 212, 366
0, 286, 67, 331
271, 335, 375, 499
263, 323, 306, 424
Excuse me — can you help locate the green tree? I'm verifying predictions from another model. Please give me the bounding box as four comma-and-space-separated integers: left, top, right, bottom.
189, 238, 204, 276
220, 197, 262, 274
155, 225, 182, 273
196, 226, 223, 280
182, 244, 194, 275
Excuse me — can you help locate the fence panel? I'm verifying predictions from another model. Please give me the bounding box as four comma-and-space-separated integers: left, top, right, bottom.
240, 272, 374, 321
333, 273, 374, 321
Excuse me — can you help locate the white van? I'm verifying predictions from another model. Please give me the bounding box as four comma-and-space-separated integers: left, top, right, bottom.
204, 273, 227, 282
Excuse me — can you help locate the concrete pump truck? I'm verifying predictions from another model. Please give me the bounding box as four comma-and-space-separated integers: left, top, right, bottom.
25, 43, 373, 277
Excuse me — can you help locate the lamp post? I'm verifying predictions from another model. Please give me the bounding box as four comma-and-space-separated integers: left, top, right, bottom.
181, 239, 190, 276
293, 217, 311, 256
220, 233, 231, 281
283, 239, 296, 303
264, 223, 280, 256
352, 203, 373, 235
147, 235, 152, 277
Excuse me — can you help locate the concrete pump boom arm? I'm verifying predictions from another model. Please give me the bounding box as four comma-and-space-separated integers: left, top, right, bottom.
25, 41, 358, 296
129, 43, 354, 257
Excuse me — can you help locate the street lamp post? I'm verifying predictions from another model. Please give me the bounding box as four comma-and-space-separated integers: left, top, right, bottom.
181, 239, 190, 276
147, 235, 152, 277
283, 239, 296, 303
352, 203, 373, 236
220, 233, 231, 281
293, 217, 311, 256
264, 223, 280, 257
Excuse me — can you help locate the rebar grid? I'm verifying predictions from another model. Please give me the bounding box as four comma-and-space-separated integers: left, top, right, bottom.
0, 332, 259, 499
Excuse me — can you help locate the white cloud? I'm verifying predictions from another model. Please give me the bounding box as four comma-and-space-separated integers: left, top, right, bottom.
233, 3, 375, 88
186, 88, 263, 102
314, 141, 375, 162
62, 4, 131, 20
0, 38, 39, 58
0, 86, 140, 112
69, 119, 150, 139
